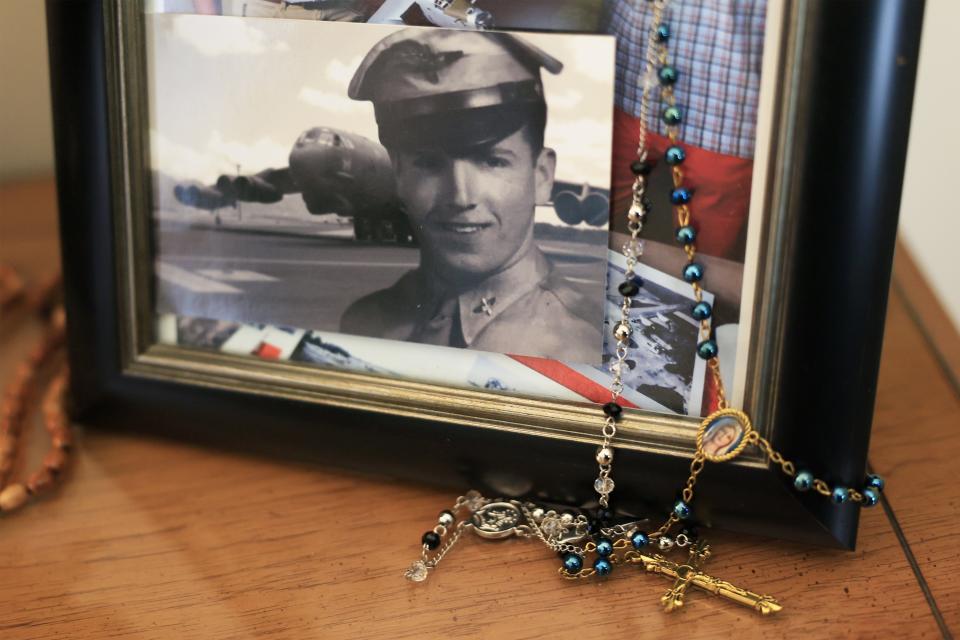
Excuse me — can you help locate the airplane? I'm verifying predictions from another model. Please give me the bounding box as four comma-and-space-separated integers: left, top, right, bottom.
173, 126, 610, 245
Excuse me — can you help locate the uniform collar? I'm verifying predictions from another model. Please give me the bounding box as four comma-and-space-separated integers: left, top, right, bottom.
416, 246, 552, 347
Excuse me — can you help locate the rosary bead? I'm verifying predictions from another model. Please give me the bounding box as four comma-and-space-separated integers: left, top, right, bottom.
682, 262, 704, 283
655, 23, 670, 42
613, 322, 632, 341
422, 531, 441, 550
631, 531, 650, 549
602, 402, 623, 419
696, 339, 718, 360
665, 145, 686, 165
658, 65, 678, 85
595, 538, 614, 558
596, 446, 615, 466
658, 536, 675, 551
0, 483, 28, 513
438, 510, 455, 527
43, 448, 67, 475
861, 487, 880, 507
618, 280, 640, 297
593, 557, 613, 576
673, 500, 692, 520
630, 159, 653, 176
675, 225, 696, 245
831, 487, 849, 505
562, 552, 584, 573
671, 188, 692, 205
691, 301, 712, 321
794, 470, 814, 491
662, 107, 683, 126
680, 526, 700, 541
865, 473, 885, 492
27, 468, 54, 495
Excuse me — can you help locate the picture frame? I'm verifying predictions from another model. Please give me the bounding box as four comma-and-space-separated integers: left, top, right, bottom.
45, 0, 925, 548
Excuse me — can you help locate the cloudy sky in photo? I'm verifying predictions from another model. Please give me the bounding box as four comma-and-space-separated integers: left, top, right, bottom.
146, 14, 616, 192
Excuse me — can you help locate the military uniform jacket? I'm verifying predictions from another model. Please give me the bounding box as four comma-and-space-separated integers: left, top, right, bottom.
340, 247, 602, 363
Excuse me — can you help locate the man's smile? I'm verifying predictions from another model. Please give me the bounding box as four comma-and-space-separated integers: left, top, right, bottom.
436, 221, 495, 235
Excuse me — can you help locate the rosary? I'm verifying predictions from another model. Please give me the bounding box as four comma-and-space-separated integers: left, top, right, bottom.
0, 267, 71, 518
404, 1, 886, 615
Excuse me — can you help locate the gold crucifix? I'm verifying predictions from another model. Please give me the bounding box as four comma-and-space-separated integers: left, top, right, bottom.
628, 540, 783, 615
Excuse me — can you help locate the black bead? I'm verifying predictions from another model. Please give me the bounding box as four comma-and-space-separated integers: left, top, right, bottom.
422, 531, 441, 550
596, 508, 614, 525
618, 280, 640, 297
630, 159, 653, 176
680, 525, 700, 541
602, 402, 623, 419
587, 519, 604, 536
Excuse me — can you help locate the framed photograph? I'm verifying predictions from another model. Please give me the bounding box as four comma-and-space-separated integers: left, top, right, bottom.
46, 0, 924, 548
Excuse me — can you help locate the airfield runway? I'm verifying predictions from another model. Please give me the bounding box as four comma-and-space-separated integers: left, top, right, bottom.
154, 212, 607, 333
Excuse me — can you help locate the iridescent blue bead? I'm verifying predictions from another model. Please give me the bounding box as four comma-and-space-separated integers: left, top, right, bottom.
662, 107, 682, 126
656, 24, 670, 42
595, 538, 614, 558
665, 145, 686, 165
696, 340, 718, 360
593, 557, 613, 576
692, 301, 712, 321
673, 500, 692, 520
865, 473, 885, 492
671, 188, 692, 205
675, 225, 696, 245
631, 531, 650, 549
832, 487, 849, 504
658, 66, 678, 85
682, 262, 703, 283
562, 552, 584, 573
794, 470, 813, 491
862, 486, 880, 507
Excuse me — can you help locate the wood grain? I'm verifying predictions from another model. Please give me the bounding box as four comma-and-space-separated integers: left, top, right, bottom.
0, 180, 956, 639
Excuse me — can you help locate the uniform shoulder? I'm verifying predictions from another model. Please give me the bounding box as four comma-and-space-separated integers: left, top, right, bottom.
339, 270, 418, 337
541, 270, 604, 327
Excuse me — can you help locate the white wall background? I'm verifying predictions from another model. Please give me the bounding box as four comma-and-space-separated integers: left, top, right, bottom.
1, 1, 957, 329
897, 0, 960, 331
0, 1, 54, 181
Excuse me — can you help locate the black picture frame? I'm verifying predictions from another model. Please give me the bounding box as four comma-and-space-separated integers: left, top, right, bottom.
45, 0, 925, 548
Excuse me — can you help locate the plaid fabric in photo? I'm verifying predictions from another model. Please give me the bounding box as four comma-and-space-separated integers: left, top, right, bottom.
604, 0, 767, 159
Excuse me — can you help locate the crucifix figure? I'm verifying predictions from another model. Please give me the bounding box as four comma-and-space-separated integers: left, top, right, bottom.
632, 540, 783, 615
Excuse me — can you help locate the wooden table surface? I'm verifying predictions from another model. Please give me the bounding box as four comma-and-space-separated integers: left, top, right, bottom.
1, 179, 958, 639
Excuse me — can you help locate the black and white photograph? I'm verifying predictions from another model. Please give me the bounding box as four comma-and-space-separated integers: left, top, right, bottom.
149, 14, 616, 365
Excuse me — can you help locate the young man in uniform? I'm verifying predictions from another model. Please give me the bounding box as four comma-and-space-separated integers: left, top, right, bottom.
341, 29, 602, 363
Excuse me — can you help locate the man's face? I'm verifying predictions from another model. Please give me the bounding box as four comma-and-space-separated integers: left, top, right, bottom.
391, 126, 556, 283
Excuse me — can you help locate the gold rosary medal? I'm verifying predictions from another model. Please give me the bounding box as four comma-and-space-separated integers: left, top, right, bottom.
696, 408, 753, 463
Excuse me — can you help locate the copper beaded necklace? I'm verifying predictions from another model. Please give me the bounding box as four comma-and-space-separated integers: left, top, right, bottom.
0, 268, 72, 517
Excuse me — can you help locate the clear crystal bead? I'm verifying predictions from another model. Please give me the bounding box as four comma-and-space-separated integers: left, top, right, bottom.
463, 490, 485, 511
405, 560, 429, 582
594, 477, 615, 495
622, 239, 645, 258
540, 516, 566, 539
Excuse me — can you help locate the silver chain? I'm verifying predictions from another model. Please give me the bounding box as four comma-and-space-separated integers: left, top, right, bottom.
594, 0, 672, 509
